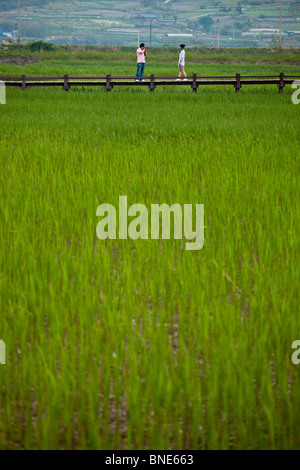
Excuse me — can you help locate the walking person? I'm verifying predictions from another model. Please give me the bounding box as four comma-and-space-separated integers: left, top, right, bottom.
177, 44, 187, 81
136, 43, 147, 82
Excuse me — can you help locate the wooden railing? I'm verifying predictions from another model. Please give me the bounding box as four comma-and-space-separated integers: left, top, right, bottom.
1, 73, 299, 94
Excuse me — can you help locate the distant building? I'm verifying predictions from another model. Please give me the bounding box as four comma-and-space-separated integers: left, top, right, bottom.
241, 28, 288, 39
284, 30, 300, 36
0, 30, 16, 42
132, 13, 158, 21
166, 34, 193, 38
266, 17, 295, 22
250, 28, 280, 33
242, 31, 287, 38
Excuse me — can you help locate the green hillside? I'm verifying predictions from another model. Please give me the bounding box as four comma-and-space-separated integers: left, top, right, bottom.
0, 1, 299, 49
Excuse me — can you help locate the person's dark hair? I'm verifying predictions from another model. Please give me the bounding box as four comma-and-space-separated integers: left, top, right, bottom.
180, 43, 185, 48
140, 43, 145, 48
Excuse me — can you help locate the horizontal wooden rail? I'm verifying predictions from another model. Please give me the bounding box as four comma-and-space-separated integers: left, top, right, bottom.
2, 73, 300, 80
1, 74, 236, 81
2, 74, 289, 80
1, 73, 299, 94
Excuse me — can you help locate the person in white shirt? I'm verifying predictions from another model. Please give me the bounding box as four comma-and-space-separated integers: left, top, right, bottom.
177, 44, 187, 80
136, 43, 147, 82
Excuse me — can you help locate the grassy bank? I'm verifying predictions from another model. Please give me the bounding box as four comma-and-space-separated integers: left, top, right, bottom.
0, 54, 300, 79
1, 44, 300, 65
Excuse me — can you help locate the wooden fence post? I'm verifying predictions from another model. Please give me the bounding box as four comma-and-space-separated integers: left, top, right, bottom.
192, 73, 198, 93
235, 73, 241, 93
63, 74, 70, 91
278, 72, 285, 94
105, 74, 112, 91
149, 74, 156, 92
21, 74, 26, 91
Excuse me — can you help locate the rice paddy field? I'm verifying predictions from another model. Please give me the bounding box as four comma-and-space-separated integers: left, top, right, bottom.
0, 49, 300, 450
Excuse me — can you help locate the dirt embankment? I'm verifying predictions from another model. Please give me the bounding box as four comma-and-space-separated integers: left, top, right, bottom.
0, 56, 43, 66
0, 54, 299, 67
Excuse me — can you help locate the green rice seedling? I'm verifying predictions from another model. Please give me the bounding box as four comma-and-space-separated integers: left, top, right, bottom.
0, 54, 300, 449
